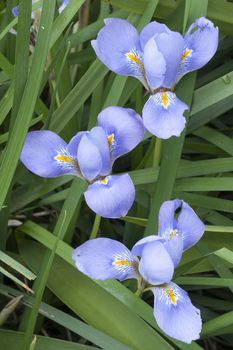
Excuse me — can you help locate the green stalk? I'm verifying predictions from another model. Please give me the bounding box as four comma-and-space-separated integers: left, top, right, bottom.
89, 215, 101, 240
153, 138, 162, 167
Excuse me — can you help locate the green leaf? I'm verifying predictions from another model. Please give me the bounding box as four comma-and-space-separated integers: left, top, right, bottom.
0, 329, 99, 350
19, 240, 174, 350
0, 251, 36, 280
0, 0, 56, 210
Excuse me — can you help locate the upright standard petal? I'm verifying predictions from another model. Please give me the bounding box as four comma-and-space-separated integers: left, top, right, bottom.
153, 31, 185, 88
72, 238, 139, 281
162, 235, 184, 267
159, 199, 205, 253
131, 235, 160, 257
158, 199, 182, 238
98, 106, 145, 161
84, 174, 135, 218
176, 17, 218, 83
132, 234, 182, 268
20, 131, 79, 178
67, 128, 111, 178
67, 131, 85, 158
87, 127, 112, 175
142, 92, 188, 139
139, 241, 174, 285
177, 201, 205, 250
91, 19, 144, 79
77, 134, 102, 182
158, 199, 185, 266
152, 282, 202, 343
143, 37, 166, 90
140, 21, 171, 49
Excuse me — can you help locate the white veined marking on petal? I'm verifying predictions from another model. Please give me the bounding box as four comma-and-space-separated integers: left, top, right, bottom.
54, 148, 78, 172
162, 227, 179, 240
155, 92, 175, 110
160, 284, 179, 305
125, 49, 144, 76
112, 251, 137, 272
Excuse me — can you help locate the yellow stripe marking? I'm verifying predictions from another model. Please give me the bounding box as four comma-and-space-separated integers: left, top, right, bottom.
101, 177, 108, 185
113, 260, 132, 266
165, 287, 177, 305
161, 92, 169, 108
181, 49, 192, 61
55, 155, 74, 163
127, 53, 142, 65
169, 229, 177, 240
108, 134, 114, 147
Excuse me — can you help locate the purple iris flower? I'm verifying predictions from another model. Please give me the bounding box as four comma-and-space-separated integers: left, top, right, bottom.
72, 199, 205, 343
92, 18, 218, 139
12, 0, 70, 17
20, 106, 144, 218
132, 199, 205, 269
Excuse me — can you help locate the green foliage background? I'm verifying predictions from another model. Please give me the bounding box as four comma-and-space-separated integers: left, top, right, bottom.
1, 0, 233, 349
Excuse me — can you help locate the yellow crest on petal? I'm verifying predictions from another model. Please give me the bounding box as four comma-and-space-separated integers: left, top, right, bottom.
181, 49, 192, 61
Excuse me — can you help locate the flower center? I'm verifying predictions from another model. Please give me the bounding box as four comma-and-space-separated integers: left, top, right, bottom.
101, 177, 109, 185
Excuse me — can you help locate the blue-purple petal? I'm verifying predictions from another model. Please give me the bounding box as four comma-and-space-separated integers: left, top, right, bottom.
140, 21, 171, 49
163, 235, 184, 267
20, 130, 79, 178
91, 18, 144, 79
176, 17, 218, 83
177, 201, 205, 250
151, 282, 202, 343
142, 92, 188, 139
72, 238, 138, 281
77, 134, 102, 182
153, 31, 184, 88
67, 132, 85, 158
131, 235, 161, 257
139, 241, 174, 285
12, 6, 19, 17
158, 199, 182, 238
143, 37, 166, 90
84, 174, 135, 218
87, 127, 112, 175
97, 106, 145, 161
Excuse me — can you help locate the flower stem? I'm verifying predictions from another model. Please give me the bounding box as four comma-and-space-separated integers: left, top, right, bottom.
153, 137, 162, 167
89, 214, 101, 240
135, 278, 146, 297
135, 289, 143, 297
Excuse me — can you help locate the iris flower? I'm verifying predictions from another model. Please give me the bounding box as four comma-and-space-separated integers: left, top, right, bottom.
72, 199, 205, 343
20, 106, 144, 218
12, 0, 70, 17
11, 0, 70, 42
92, 17, 218, 139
